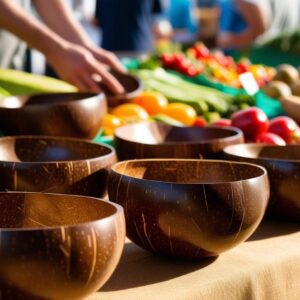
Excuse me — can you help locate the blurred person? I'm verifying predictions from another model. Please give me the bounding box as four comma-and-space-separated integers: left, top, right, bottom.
216, 0, 300, 50
95, 0, 163, 52
0, 0, 125, 94
167, 0, 199, 43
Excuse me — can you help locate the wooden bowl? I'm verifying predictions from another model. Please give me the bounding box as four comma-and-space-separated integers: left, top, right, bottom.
0, 92, 107, 138
223, 144, 300, 221
99, 71, 143, 107
109, 159, 269, 258
0, 192, 125, 299
114, 122, 244, 160
0, 136, 116, 197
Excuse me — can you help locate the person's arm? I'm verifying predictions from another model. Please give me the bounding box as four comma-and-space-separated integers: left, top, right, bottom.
0, 0, 124, 93
32, 0, 125, 74
217, 0, 267, 49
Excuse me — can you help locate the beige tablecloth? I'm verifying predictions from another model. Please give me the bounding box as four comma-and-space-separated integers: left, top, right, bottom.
89, 221, 300, 300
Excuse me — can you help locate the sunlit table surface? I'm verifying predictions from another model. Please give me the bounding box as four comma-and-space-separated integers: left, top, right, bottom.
89, 220, 300, 300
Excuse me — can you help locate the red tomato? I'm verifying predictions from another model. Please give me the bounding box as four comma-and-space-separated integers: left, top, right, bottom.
268, 116, 299, 144
193, 116, 207, 127
256, 132, 286, 145
186, 66, 201, 77
173, 53, 185, 69
211, 118, 232, 127
194, 43, 210, 58
231, 107, 269, 141
177, 58, 191, 73
236, 63, 249, 74
161, 53, 175, 68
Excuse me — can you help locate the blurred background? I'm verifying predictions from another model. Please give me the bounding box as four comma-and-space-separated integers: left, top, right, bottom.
31, 0, 300, 74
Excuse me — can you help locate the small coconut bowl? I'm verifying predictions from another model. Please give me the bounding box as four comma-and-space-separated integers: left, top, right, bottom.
0, 136, 116, 197
223, 143, 300, 221
0, 92, 107, 138
108, 159, 269, 259
114, 122, 244, 160
99, 71, 143, 107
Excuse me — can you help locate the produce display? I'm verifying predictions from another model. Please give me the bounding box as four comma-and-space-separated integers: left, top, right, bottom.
0, 43, 299, 149
153, 42, 275, 88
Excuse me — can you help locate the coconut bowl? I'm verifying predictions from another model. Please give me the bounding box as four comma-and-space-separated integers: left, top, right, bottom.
0, 192, 125, 299
108, 159, 269, 258
0, 92, 106, 138
0, 136, 116, 197
114, 122, 244, 160
223, 144, 300, 221
100, 71, 143, 107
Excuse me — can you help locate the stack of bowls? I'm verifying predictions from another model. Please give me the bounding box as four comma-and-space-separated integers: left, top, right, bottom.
0, 89, 128, 298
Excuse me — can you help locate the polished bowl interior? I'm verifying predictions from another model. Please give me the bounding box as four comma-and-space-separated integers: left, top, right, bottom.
0, 192, 125, 300
100, 71, 143, 107
0, 136, 116, 197
115, 122, 244, 160
223, 144, 300, 221
109, 159, 269, 258
0, 92, 107, 138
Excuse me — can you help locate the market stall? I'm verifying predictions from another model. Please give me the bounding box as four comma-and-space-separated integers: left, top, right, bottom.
0, 40, 300, 299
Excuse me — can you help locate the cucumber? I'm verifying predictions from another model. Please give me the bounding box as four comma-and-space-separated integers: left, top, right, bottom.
153, 114, 184, 126
0, 69, 78, 95
0, 86, 10, 97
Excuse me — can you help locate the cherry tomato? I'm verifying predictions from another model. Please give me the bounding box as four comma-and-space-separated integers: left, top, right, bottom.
112, 103, 149, 122
211, 118, 232, 127
177, 58, 191, 73
133, 91, 168, 115
237, 63, 249, 74
256, 132, 286, 145
163, 103, 197, 126
173, 53, 186, 70
231, 107, 269, 141
194, 43, 210, 59
186, 66, 200, 77
193, 116, 207, 127
161, 53, 175, 69
268, 116, 299, 144
102, 113, 125, 136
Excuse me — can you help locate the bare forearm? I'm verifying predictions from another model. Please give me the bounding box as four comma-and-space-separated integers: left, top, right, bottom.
0, 0, 68, 59
32, 0, 92, 47
218, 0, 267, 49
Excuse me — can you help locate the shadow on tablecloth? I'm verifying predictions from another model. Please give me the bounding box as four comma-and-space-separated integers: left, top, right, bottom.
101, 242, 217, 292
247, 219, 300, 241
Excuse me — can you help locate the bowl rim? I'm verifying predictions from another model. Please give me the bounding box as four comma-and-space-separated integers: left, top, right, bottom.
223, 143, 300, 163
0, 135, 116, 164
110, 158, 267, 185
0, 92, 105, 110
0, 191, 124, 232
114, 122, 244, 146
102, 72, 143, 101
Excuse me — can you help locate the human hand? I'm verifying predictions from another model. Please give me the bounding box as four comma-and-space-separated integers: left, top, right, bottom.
47, 43, 125, 94
86, 45, 126, 74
